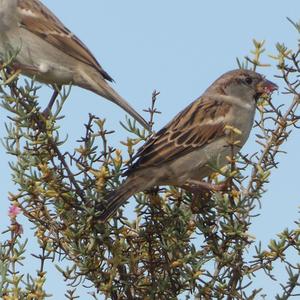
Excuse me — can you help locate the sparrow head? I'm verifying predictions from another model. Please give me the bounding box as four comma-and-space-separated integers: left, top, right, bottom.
206, 69, 278, 102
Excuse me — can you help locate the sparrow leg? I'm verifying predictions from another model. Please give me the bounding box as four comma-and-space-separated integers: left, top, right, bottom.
182, 179, 236, 193
181, 181, 215, 194
12, 63, 61, 117
42, 85, 62, 117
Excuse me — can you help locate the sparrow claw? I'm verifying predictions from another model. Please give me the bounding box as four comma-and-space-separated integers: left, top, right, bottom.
214, 178, 239, 192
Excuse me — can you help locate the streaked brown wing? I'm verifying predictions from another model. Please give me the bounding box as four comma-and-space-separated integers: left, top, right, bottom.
125, 96, 231, 175
18, 0, 113, 81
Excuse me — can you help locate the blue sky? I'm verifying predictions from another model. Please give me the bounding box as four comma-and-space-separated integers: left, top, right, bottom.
1, 0, 300, 298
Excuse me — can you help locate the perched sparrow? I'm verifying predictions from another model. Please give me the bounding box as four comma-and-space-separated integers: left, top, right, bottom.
0, 0, 149, 130
99, 69, 278, 222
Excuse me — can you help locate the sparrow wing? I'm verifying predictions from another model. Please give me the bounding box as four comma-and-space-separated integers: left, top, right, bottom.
17, 0, 113, 81
126, 96, 231, 175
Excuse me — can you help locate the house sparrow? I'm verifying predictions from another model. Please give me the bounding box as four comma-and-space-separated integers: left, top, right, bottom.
99, 69, 278, 222
0, 0, 150, 130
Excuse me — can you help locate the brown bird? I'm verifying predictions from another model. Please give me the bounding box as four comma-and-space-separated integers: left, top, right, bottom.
0, 0, 150, 129
99, 69, 278, 222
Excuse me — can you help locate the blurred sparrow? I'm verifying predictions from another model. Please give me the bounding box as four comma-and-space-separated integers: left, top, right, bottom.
99, 69, 278, 222
0, 0, 149, 129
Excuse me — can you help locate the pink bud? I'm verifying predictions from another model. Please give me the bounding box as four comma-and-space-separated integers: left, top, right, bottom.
8, 205, 22, 219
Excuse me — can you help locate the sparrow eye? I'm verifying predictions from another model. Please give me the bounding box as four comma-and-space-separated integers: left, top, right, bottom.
245, 77, 253, 85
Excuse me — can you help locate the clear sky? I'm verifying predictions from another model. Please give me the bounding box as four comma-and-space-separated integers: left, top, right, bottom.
1, 0, 300, 298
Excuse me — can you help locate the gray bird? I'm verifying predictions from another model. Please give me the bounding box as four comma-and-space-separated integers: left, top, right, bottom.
0, 0, 150, 130
99, 69, 278, 222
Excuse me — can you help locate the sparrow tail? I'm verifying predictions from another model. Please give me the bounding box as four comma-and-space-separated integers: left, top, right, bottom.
84, 71, 151, 131
101, 85, 151, 131
98, 180, 138, 223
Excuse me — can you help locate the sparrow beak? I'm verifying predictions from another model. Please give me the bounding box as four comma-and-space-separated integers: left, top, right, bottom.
256, 78, 278, 94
